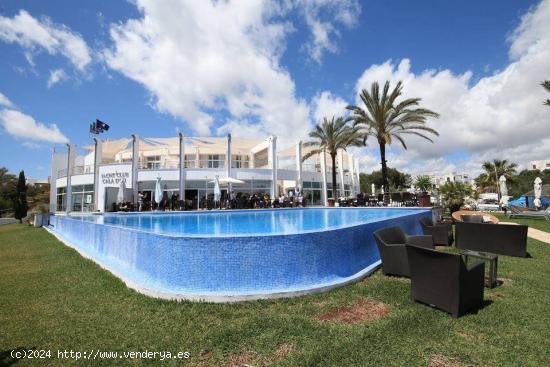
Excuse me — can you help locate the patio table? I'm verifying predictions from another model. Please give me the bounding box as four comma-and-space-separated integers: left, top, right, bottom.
459, 249, 498, 288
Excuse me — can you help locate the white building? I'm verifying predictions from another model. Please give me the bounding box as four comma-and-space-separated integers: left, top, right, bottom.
529, 160, 550, 171
429, 172, 473, 187
50, 134, 361, 212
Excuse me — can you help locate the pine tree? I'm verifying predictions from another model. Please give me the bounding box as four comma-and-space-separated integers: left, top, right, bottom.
13, 170, 28, 223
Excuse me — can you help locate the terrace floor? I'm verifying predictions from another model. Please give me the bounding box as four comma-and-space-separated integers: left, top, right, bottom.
1, 219, 549, 366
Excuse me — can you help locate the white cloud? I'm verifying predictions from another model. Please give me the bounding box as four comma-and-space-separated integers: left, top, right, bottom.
103, 0, 359, 146
297, 0, 361, 63
47, 68, 68, 88
310, 91, 348, 122
0, 93, 13, 108
0, 108, 68, 144
0, 10, 92, 71
351, 0, 550, 176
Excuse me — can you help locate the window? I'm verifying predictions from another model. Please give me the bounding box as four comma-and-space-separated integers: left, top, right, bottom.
232, 154, 249, 168
146, 155, 161, 169
198, 154, 225, 168
184, 154, 196, 168
71, 185, 94, 212
302, 181, 323, 205
56, 187, 66, 211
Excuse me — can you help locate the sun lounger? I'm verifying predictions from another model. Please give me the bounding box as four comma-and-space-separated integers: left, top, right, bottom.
509, 205, 550, 220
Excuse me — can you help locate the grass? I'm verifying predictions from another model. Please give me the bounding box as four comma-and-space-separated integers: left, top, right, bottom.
1, 224, 550, 366
494, 213, 550, 233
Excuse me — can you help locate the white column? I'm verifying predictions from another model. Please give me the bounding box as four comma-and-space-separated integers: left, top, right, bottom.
131, 134, 139, 205
320, 151, 328, 206
93, 138, 103, 211
226, 133, 232, 177
49, 148, 57, 213
65, 144, 76, 213
178, 133, 186, 202
338, 149, 345, 198
295, 141, 302, 189
348, 153, 356, 197
354, 158, 360, 194
195, 147, 200, 168
269, 136, 278, 199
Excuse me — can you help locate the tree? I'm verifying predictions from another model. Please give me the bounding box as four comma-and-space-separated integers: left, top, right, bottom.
0, 167, 17, 217
438, 181, 472, 213
476, 159, 518, 193
13, 170, 28, 223
542, 80, 550, 106
347, 81, 439, 204
303, 117, 364, 201
360, 168, 411, 193
414, 175, 432, 193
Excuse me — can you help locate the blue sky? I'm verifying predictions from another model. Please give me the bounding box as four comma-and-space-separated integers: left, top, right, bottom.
0, 0, 548, 178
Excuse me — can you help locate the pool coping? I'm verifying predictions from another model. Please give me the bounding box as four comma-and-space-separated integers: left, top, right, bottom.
51, 207, 432, 239
44, 225, 381, 303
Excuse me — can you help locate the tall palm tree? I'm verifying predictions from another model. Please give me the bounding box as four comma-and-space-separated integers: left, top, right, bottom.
303, 117, 364, 202
542, 80, 550, 106
346, 81, 439, 204
477, 159, 518, 192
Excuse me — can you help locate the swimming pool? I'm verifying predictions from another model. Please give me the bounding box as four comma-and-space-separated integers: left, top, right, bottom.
47, 208, 432, 302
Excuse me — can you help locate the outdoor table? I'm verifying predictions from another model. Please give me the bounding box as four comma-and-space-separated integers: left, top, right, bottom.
459, 249, 498, 288
452, 210, 499, 224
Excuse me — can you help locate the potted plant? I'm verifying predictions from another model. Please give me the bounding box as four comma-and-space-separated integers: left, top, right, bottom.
415, 175, 432, 207
438, 181, 472, 213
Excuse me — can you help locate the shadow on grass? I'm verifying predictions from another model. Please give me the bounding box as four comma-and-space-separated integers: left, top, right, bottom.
0, 347, 37, 366
414, 299, 494, 318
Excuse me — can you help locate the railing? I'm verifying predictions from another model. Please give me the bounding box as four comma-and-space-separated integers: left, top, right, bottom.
72, 165, 94, 175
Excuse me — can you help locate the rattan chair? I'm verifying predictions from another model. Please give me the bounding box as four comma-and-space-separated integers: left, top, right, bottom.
406, 244, 485, 318
373, 226, 434, 277
419, 216, 454, 246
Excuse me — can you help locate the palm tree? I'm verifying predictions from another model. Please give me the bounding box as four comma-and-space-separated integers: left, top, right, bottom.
347, 81, 439, 204
303, 117, 364, 202
542, 80, 550, 106
477, 159, 518, 193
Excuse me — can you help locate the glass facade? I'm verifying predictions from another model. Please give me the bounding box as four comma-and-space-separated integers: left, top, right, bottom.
302, 181, 322, 205
56, 187, 66, 211
71, 184, 94, 212
232, 154, 250, 168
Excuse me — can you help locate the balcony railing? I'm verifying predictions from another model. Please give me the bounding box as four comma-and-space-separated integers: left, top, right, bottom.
72, 165, 94, 175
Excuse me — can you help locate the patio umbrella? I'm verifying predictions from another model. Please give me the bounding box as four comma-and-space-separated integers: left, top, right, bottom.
499, 175, 508, 207
371, 183, 375, 195
534, 177, 543, 209
117, 179, 126, 203
213, 176, 221, 204
154, 176, 163, 205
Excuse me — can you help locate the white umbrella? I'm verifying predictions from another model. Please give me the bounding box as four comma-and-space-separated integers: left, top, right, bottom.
371, 183, 375, 195
213, 176, 221, 203
534, 177, 543, 209
154, 176, 163, 205
499, 175, 509, 207
117, 179, 126, 203
209, 177, 245, 185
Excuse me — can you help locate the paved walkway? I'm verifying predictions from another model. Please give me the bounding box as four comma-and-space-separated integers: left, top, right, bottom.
501, 222, 550, 244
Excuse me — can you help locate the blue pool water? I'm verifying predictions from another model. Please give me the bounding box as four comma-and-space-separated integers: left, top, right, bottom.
71, 207, 428, 237
47, 208, 432, 302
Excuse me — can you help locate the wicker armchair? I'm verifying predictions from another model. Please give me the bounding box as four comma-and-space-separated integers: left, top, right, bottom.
373, 226, 434, 277
419, 216, 454, 246
455, 222, 528, 257
406, 244, 485, 318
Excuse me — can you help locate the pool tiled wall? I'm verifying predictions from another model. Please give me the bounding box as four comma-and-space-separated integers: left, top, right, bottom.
48, 209, 431, 301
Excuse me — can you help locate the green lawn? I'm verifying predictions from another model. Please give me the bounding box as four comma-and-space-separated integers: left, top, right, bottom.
494, 213, 550, 233
1, 224, 550, 366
